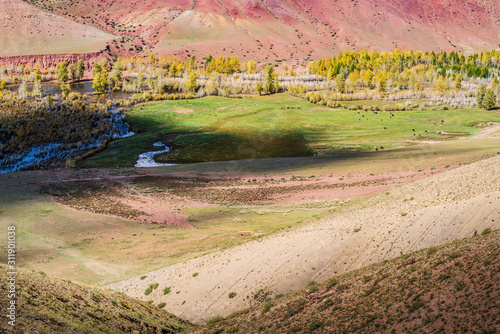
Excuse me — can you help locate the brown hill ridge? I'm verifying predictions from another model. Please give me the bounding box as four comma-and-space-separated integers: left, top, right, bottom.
0, 264, 195, 333
22, 0, 500, 60
195, 230, 500, 333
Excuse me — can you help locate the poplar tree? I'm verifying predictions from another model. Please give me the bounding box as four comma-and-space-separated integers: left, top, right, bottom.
77, 59, 85, 80
57, 61, 69, 83
265, 66, 275, 94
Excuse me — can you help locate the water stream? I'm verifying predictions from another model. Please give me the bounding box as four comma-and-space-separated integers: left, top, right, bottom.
135, 142, 177, 167
0, 108, 135, 174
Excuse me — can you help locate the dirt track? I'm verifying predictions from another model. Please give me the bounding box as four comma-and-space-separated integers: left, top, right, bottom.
108, 154, 500, 324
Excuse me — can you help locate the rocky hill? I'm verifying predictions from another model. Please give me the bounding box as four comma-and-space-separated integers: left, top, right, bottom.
17, 0, 500, 61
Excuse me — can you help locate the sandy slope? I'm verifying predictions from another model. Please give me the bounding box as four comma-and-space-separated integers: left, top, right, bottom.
25, 0, 500, 60
108, 154, 500, 324
0, 0, 114, 56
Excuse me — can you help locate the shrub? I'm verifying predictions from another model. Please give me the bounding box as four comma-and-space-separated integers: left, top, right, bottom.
306, 281, 320, 293
326, 278, 338, 288
262, 301, 273, 314
228, 292, 237, 299
354, 227, 361, 233
119, 301, 132, 309
157, 302, 166, 308
206, 316, 224, 327
481, 227, 492, 235
163, 287, 171, 295
447, 251, 462, 260
140, 276, 147, 280
144, 286, 153, 296
427, 247, 438, 256
192, 272, 199, 277
309, 320, 324, 331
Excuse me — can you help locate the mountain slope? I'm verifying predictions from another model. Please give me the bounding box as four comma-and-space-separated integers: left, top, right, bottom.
0, 264, 195, 333
0, 0, 114, 57
24, 0, 500, 60
195, 231, 500, 333
108, 154, 500, 324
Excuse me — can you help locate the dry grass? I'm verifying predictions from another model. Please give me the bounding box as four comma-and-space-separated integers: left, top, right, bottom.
0, 264, 195, 333
194, 231, 500, 333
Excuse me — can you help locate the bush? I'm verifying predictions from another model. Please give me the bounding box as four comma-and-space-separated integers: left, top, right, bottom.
206, 316, 224, 327
427, 247, 438, 256
326, 278, 338, 288
163, 287, 171, 295
228, 292, 237, 299
261, 301, 273, 314
157, 302, 166, 308
481, 227, 492, 235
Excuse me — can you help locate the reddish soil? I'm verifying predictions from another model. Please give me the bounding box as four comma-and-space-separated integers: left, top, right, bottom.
18, 0, 500, 61
26, 164, 456, 227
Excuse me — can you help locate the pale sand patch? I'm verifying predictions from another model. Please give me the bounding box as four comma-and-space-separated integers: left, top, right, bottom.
171, 107, 194, 114
108, 154, 500, 324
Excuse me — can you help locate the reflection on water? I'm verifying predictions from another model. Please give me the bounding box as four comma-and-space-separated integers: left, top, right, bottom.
7, 81, 131, 100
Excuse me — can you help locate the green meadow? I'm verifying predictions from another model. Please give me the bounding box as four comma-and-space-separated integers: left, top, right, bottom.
81, 93, 500, 168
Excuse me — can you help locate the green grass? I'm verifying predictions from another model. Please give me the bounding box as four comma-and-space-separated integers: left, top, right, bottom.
80, 94, 500, 168
0, 179, 330, 286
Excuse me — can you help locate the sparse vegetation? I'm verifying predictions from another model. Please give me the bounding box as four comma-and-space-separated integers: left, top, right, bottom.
0, 264, 195, 333
195, 232, 500, 333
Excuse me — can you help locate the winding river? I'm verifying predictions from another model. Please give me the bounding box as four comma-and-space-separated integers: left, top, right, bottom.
0, 108, 135, 174
135, 142, 177, 167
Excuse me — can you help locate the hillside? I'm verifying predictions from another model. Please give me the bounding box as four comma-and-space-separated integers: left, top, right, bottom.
22, 0, 500, 61
1, 233, 497, 333
195, 230, 500, 333
0, 264, 195, 333
108, 153, 500, 324
0, 0, 114, 57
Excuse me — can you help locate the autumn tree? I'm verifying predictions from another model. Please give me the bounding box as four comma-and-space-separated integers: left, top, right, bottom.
476, 84, 487, 108
77, 59, 85, 80
92, 62, 110, 93
255, 82, 263, 96
335, 74, 346, 93
57, 61, 69, 83
265, 66, 276, 94
482, 88, 497, 110
70, 62, 77, 82
186, 70, 198, 92
246, 60, 257, 74
364, 69, 374, 88
455, 75, 462, 89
